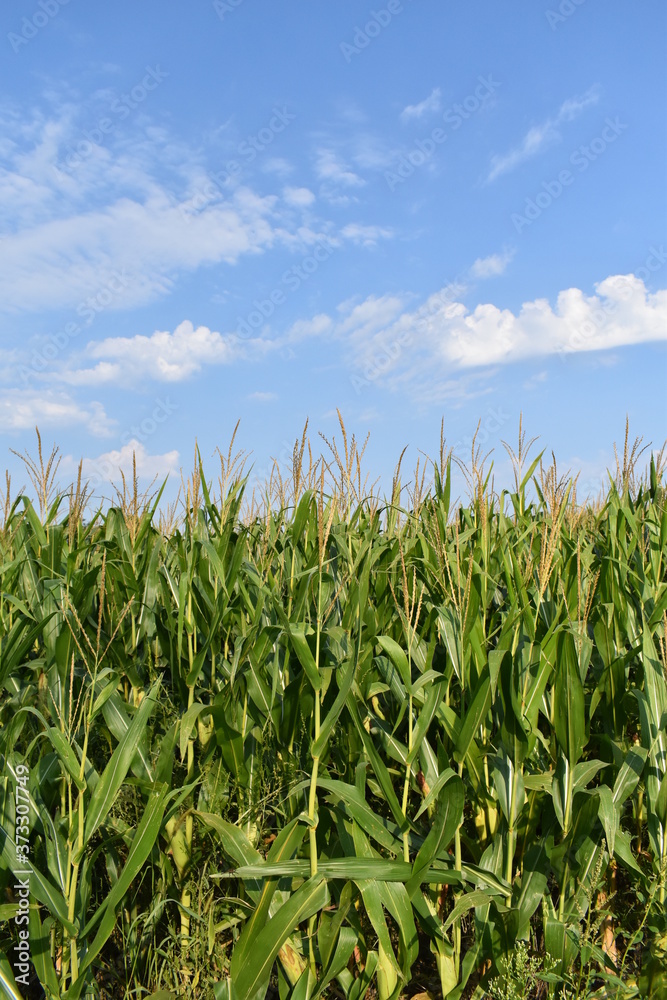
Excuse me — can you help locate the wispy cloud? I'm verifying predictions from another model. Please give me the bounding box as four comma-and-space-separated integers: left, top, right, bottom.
400, 88, 442, 123
0, 101, 371, 316
0, 101, 288, 315
486, 86, 600, 182
315, 148, 365, 187
340, 223, 393, 247
248, 391, 278, 402
286, 315, 333, 342
469, 248, 515, 279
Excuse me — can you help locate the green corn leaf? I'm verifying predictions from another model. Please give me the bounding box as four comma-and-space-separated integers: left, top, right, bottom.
312, 642, 358, 758
317, 880, 354, 972
230, 875, 329, 1000
553, 632, 586, 764
612, 745, 648, 808
407, 775, 464, 898
596, 785, 618, 859
317, 778, 405, 855
18, 710, 86, 791
346, 695, 408, 831
573, 759, 610, 791
0, 951, 21, 1000
454, 675, 491, 764
29, 897, 62, 996
313, 926, 358, 1000
406, 677, 446, 767
376, 635, 411, 691
230, 817, 306, 976
442, 890, 493, 932
414, 767, 456, 820
179, 702, 212, 759
66, 784, 170, 999
81, 680, 160, 857
355, 879, 402, 986
81, 783, 170, 940
381, 879, 419, 975
233, 858, 413, 881
285, 623, 321, 692
0, 815, 77, 937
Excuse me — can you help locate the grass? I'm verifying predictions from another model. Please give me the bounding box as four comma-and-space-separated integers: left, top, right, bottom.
0, 414, 665, 1000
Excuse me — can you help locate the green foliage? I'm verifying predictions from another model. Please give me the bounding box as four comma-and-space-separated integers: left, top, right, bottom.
0, 420, 665, 998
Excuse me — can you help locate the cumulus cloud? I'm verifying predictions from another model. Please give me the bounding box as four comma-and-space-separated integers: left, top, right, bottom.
81, 439, 180, 484
400, 88, 442, 122
278, 274, 667, 398
350, 273, 667, 375
0, 390, 113, 435
58, 320, 262, 385
486, 85, 600, 182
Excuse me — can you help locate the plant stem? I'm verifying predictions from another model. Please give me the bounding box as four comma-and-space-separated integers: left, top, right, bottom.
401, 693, 413, 863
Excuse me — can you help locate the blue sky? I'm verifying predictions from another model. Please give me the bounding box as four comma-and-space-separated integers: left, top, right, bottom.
1, 0, 666, 507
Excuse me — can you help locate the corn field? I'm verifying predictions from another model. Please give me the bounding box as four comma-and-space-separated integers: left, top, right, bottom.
0, 418, 666, 1000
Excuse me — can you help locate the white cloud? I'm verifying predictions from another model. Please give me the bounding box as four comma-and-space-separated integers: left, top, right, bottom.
350, 273, 667, 375
315, 149, 365, 188
0, 183, 282, 315
262, 157, 293, 176
59, 320, 265, 386
81, 440, 180, 484
0, 99, 394, 319
486, 86, 600, 182
337, 294, 407, 339
0, 390, 113, 435
523, 370, 548, 390
400, 88, 442, 123
340, 223, 394, 247
469, 248, 515, 279
287, 314, 334, 342
0, 101, 344, 316
280, 275, 667, 397
248, 391, 278, 402
283, 186, 316, 207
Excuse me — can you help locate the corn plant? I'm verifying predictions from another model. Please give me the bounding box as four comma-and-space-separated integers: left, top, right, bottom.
0, 421, 664, 999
